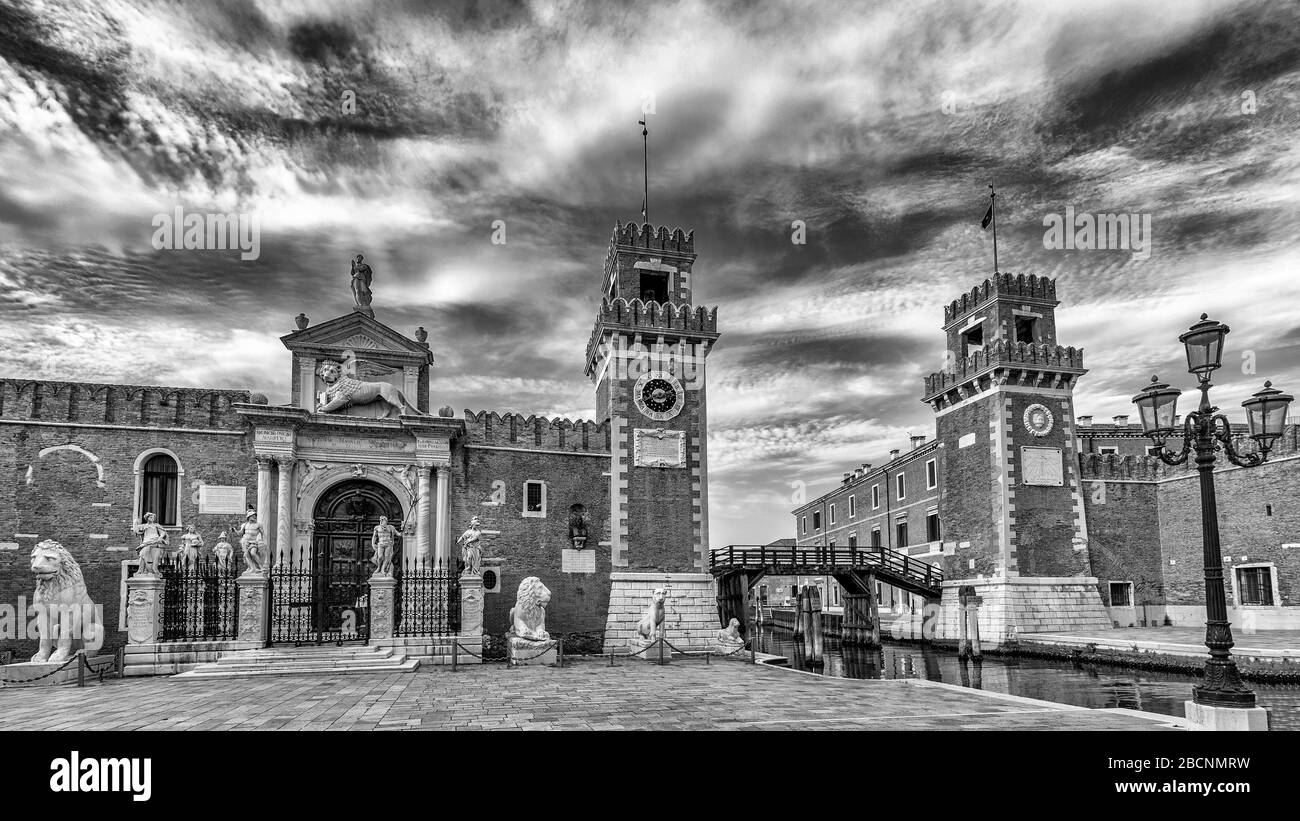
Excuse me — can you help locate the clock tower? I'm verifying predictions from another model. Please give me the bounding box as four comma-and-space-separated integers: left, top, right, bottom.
585, 221, 722, 651
923, 273, 1110, 640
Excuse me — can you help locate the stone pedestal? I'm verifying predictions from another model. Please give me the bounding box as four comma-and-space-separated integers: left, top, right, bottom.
713, 639, 745, 657
628, 635, 671, 662
369, 574, 396, 641
125, 574, 165, 646
459, 574, 484, 638
602, 572, 719, 653
933, 576, 1111, 645
1184, 701, 1270, 731
236, 573, 270, 644
507, 636, 557, 666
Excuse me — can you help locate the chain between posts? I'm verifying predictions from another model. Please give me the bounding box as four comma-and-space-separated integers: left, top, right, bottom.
0, 654, 80, 685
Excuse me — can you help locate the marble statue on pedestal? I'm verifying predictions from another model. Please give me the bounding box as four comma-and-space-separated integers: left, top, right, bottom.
213, 531, 234, 572
715, 618, 745, 653
568, 503, 588, 549
179, 525, 204, 572
133, 513, 168, 576
508, 577, 551, 641
350, 254, 374, 315
456, 515, 484, 577
236, 512, 266, 575
29, 540, 98, 664
371, 516, 399, 577
636, 587, 667, 642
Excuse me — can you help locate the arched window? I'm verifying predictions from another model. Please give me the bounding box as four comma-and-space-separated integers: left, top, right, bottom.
142, 453, 179, 526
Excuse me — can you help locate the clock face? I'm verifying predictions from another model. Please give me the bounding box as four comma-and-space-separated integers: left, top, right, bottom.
1023, 404, 1054, 437
634, 371, 685, 421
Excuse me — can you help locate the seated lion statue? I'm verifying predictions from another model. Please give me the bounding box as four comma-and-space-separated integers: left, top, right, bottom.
717, 618, 744, 645
30, 540, 99, 664
315, 360, 420, 418
636, 587, 667, 641
507, 576, 551, 641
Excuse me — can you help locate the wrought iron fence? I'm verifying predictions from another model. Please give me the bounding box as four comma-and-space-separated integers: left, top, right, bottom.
268, 558, 370, 645
159, 556, 239, 642
394, 559, 460, 637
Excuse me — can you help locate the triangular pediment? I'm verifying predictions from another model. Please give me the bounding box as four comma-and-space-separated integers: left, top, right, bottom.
281, 312, 434, 365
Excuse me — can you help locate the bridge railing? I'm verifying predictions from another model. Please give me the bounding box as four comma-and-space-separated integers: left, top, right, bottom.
709, 545, 942, 590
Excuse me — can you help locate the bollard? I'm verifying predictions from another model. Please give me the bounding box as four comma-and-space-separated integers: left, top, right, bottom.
609, 650, 614, 667
451, 641, 458, 672
116, 646, 125, 677
77, 651, 85, 687
658, 636, 665, 665
705, 650, 710, 665
557, 637, 565, 668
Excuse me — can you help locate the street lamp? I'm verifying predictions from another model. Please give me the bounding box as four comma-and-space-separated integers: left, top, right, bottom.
1132, 314, 1292, 711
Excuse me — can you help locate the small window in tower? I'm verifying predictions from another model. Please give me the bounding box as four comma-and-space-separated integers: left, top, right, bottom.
522, 480, 546, 518
639, 272, 668, 304
1015, 315, 1037, 345
961, 324, 985, 358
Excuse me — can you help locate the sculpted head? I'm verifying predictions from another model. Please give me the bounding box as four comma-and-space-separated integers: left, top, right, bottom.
516, 576, 551, 609
143, 512, 156, 524
31, 539, 82, 591
316, 360, 343, 384
728, 618, 740, 630
651, 587, 667, 605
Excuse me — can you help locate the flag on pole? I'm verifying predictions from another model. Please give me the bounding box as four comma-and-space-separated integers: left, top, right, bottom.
981, 203, 993, 229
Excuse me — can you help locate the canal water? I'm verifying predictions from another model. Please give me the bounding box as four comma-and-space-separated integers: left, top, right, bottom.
757, 626, 1300, 731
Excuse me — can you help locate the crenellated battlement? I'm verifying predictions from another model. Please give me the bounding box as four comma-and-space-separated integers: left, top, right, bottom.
1078, 428, 1300, 481
0, 379, 251, 430
924, 339, 1085, 398
611, 220, 695, 255
462, 409, 611, 454
945, 273, 1058, 325
595, 297, 717, 334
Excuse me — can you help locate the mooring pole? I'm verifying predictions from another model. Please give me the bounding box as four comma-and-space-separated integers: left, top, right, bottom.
969, 600, 983, 660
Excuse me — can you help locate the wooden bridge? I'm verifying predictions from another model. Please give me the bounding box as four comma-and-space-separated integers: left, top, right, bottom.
710, 544, 944, 640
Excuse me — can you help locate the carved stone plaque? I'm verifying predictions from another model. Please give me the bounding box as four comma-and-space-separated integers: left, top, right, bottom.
198, 485, 247, 515
633, 428, 686, 468
1020, 446, 1064, 486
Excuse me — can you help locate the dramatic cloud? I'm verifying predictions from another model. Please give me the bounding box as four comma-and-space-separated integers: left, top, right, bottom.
2, 0, 1298, 547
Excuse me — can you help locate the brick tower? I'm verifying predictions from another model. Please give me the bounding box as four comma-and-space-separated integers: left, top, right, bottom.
922, 274, 1110, 641
585, 221, 721, 651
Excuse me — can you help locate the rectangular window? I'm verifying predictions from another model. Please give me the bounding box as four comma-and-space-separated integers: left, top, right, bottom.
813, 511, 822, 530
848, 533, 857, 548
1098, 446, 1119, 455
926, 459, 937, 490
849, 494, 856, 518
896, 521, 908, 547
1237, 567, 1274, 606
871, 485, 880, 509
801, 516, 807, 534
1015, 315, 1037, 344
829, 504, 836, 525
871, 527, 881, 547
832, 586, 841, 607
1146, 446, 1162, 456
522, 480, 546, 517
926, 512, 941, 542
961, 324, 984, 358
1109, 582, 1133, 607
896, 473, 906, 501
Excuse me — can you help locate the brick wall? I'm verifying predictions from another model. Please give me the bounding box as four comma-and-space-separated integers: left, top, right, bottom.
454, 443, 611, 636
0, 384, 254, 659
936, 396, 1002, 579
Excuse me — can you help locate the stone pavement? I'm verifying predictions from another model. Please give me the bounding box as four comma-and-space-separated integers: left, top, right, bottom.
0, 657, 1185, 731
1020, 628, 1300, 662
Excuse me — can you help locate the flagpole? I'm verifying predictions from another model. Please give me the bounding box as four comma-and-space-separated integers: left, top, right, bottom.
640, 119, 649, 224
989, 183, 998, 274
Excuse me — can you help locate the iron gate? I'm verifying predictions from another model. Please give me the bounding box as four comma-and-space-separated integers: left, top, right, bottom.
268, 559, 370, 645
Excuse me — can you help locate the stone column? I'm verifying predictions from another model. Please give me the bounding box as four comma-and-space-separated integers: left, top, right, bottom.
125, 575, 165, 645
255, 456, 273, 533
236, 573, 269, 644
459, 574, 484, 638
369, 575, 397, 641
274, 456, 294, 567
434, 465, 451, 566
415, 463, 432, 568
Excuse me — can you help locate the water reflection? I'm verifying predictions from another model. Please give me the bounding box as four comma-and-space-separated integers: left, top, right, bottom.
759, 625, 1300, 730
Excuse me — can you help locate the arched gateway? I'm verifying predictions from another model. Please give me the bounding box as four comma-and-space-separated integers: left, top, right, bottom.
268, 478, 403, 645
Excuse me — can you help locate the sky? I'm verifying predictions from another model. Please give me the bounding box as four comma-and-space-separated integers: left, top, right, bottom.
1, 0, 1299, 548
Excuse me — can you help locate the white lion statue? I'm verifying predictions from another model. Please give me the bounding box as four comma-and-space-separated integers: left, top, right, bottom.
636, 587, 667, 641
315, 360, 420, 418
30, 540, 99, 664
507, 576, 551, 641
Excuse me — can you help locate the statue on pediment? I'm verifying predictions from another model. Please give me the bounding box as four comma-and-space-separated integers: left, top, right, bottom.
351, 254, 374, 316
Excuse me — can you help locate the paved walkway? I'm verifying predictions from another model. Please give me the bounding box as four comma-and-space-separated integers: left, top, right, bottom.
1021, 628, 1300, 662
0, 658, 1184, 731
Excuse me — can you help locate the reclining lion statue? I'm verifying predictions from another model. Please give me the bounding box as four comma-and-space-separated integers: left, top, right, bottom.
315, 360, 420, 418
30, 540, 99, 664
507, 576, 551, 641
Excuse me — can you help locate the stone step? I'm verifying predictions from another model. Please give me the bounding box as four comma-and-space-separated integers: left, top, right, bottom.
173, 658, 420, 679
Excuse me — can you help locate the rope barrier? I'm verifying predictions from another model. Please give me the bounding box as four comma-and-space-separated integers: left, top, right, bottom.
0, 654, 81, 685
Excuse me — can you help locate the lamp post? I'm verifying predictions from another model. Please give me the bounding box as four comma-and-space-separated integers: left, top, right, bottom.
1132, 314, 1292, 713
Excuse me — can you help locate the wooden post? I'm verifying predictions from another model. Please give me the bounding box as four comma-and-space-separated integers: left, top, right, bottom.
958, 603, 969, 659
969, 600, 983, 659
808, 585, 824, 664
865, 572, 881, 646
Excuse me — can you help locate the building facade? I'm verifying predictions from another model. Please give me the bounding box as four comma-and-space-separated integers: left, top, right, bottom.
0, 220, 723, 662
793, 273, 1300, 639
